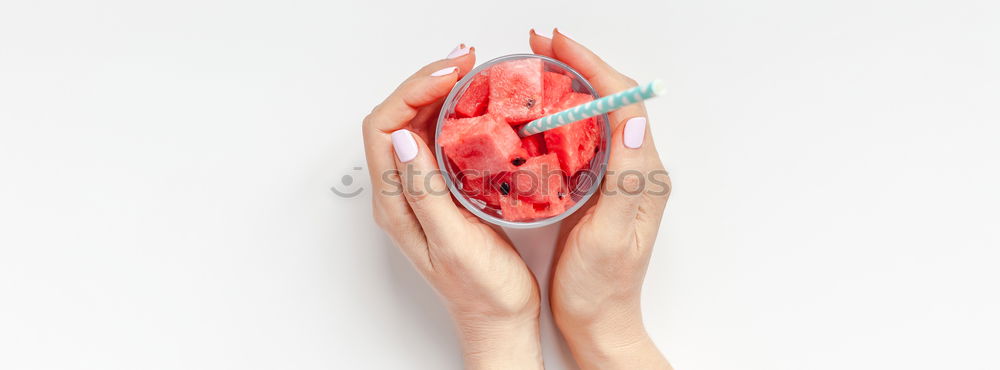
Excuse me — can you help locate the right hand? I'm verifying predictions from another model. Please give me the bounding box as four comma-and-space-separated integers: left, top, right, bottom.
529, 29, 673, 370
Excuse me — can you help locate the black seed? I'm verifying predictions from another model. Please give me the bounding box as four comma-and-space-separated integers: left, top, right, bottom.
525, 98, 536, 108
558, 192, 565, 200
500, 182, 510, 195
511, 157, 526, 166
594, 146, 599, 153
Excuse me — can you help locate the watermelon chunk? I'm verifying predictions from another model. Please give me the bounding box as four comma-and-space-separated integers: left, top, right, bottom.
488, 59, 544, 123
520, 131, 547, 157
499, 196, 534, 221
440, 114, 522, 175
510, 153, 565, 204
455, 71, 490, 117
460, 172, 501, 207
542, 71, 573, 109
442, 59, 602, 222
499, 194, 566, 221
543, 93, 600, 175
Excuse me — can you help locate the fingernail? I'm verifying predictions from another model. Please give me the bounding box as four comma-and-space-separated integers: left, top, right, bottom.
391, 129, 418, 162
446, 44, 470, 59
531, 28, 550, 38
431, 66, 458, 77
623, 117, 647, 149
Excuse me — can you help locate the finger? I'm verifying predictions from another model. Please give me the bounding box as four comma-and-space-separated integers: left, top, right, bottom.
549, 29, 647, 130
403, 44, 476, 84
363, 49, 476, 202
590, 116, 668, 233
365, 45, 476, 133
528, 29, 554, 58
362, 47, 475, 268
409, 97, 445, 148
550, 29, 630, 94
546, 31, 668, 245
366, 65, 463, 134
364, 65, 461, 216
406, 47, 477, 147
389, 129, 468, 251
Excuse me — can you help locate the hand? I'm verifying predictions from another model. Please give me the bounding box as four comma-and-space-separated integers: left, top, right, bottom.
529, 30, 673, 369
362, 45, 542, 369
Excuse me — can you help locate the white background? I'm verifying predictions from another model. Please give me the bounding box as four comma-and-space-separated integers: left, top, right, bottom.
2, 0, 998, 369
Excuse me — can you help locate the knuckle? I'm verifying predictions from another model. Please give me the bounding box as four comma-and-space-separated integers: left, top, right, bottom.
405, 187, 433, 207
363, 108, 381, 130
619, 174, 643, 194
362, 116, 373, 132
607, 168, 645, 196
581, 229, 641, 262
366, 104, 381, 119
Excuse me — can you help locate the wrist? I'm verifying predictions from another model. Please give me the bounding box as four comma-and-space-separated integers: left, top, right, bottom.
455, 313, 543, 370
556, 307, 670, 370
569, 333, 669, 370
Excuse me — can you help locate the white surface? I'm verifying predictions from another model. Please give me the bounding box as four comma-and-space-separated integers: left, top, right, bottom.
2, 0, 999, 369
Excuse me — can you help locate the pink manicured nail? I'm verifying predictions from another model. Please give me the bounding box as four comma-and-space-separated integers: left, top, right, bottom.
531, 28, 551, 38
430, 66, 458, 77
391, 129, 418, 162
623, 117, 647, 149
446, 44, 470, 59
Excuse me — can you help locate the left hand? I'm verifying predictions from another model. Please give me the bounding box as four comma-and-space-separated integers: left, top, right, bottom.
361, 44, 543, 369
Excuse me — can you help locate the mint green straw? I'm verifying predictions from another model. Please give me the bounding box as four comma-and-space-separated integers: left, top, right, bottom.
518, 79, 666, 137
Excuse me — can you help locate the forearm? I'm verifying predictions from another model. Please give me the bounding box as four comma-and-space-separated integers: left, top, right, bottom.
456, 315, 543, 370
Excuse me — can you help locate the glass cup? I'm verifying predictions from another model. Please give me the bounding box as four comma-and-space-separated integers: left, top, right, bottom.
434, 54, 611, 228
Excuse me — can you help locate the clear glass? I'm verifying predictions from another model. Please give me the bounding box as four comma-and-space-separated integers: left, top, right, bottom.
434, 54, 611, 229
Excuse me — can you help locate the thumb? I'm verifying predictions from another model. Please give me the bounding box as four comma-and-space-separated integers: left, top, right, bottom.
590, 116, 660, 230
390, 129, 467, 242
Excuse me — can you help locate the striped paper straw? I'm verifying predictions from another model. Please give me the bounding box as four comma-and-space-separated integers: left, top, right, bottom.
518, 79, 666, 137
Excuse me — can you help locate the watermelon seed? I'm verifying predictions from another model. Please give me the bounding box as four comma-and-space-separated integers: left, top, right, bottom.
511, 157, 526, 166
500, 182, 511, 195
525, 98, 536, 108
558, 192, 565, 200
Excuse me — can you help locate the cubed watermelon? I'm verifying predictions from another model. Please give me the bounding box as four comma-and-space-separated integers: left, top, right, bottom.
488, 59, 544, 123
510, 153, 565, 204
460, 173, 501, 207
499, 194, 566, 221
440, 114, 522, 174
520, 131, 547, 157
455, 71, 490, 117
542, 71, 573, 109
543, 93, 600, 175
